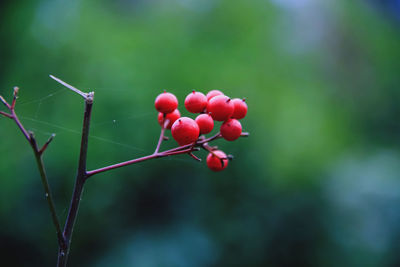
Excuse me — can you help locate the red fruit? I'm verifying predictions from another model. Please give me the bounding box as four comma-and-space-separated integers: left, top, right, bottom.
220, 119, 242, 141
158, 109, 181, 129
171, 117, 200, 145
207, 95, 234, 121
154, 91, 178, 114
195, 114, 214, 134
231, 98, 248, 119
206, 150, 228, 171
206, 90, 224, 101
185, 90, 208, 113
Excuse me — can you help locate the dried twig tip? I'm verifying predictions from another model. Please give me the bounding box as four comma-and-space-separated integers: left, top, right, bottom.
0, 95, 8, 108
49, 75, 89, 100
13, 87, 19, 96
39, 133, 56, 154
11, 87, 19, 109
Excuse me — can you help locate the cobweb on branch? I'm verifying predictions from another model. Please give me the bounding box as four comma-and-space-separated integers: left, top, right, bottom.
1, 86, 199, 164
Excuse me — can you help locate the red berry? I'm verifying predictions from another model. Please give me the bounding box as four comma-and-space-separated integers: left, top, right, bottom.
184, 90, 208, 113
154, 91, 178, 114
171, 117, 200, 145
195, 114, 214, 134
206, 150, 228, 171
207, 95, 234, 121
206, 90, 224, 101
231, 98, 248, 119
220, 119, 242, 141
158, 109, 181, 129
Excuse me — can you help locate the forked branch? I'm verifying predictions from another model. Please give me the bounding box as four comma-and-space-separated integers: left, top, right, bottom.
0, 87, 64, 249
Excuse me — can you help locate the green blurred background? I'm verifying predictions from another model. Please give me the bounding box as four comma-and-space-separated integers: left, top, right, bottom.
1, 0, 400, 266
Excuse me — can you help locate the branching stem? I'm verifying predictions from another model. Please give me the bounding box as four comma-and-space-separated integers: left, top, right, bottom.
0, 88, 64, 250
0, 76, 249, 267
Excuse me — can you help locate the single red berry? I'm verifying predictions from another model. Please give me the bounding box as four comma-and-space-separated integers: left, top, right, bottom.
206, 90, 224, 101
158, 109, 181, 129
220, 119, 242, 141
154, 91, 178, 114
206, 150, 228, 171
231, 98, 248, 120
184, 90, 208, 113
207, 95, 234, 121
171, 117, 200, 145
195, 114, 214, 134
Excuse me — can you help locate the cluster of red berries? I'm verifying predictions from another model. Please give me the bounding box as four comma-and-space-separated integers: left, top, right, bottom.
154, 89, 247, 172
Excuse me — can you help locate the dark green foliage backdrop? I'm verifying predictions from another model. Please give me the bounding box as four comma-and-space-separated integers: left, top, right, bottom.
1, 0, 400, 266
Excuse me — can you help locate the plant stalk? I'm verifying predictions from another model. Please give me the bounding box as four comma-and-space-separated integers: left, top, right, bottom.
57, 96, 93, 267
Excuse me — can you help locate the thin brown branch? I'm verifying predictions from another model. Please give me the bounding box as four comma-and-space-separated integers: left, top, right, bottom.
86, 146, 199, 178
165, 147, 200, 156
0, 95, 10, 109
0, 111, 12, 118
11, 109, 32, 142
86, 130, 248, 178
39, 133, 56, 155
189, 152, 202, 161
0, 87, 66, 257
202, 143, 218, 157
28, 131, 65, 247
50, 75, 90, 100
58, 98, 93, 267
11, 86, 19, 109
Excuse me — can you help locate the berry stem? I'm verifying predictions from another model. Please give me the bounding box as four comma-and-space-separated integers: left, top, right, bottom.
86, 132, 249, 178
154, 118, 169, 154
189, 152, 202, 161
86, 146, 197, 177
